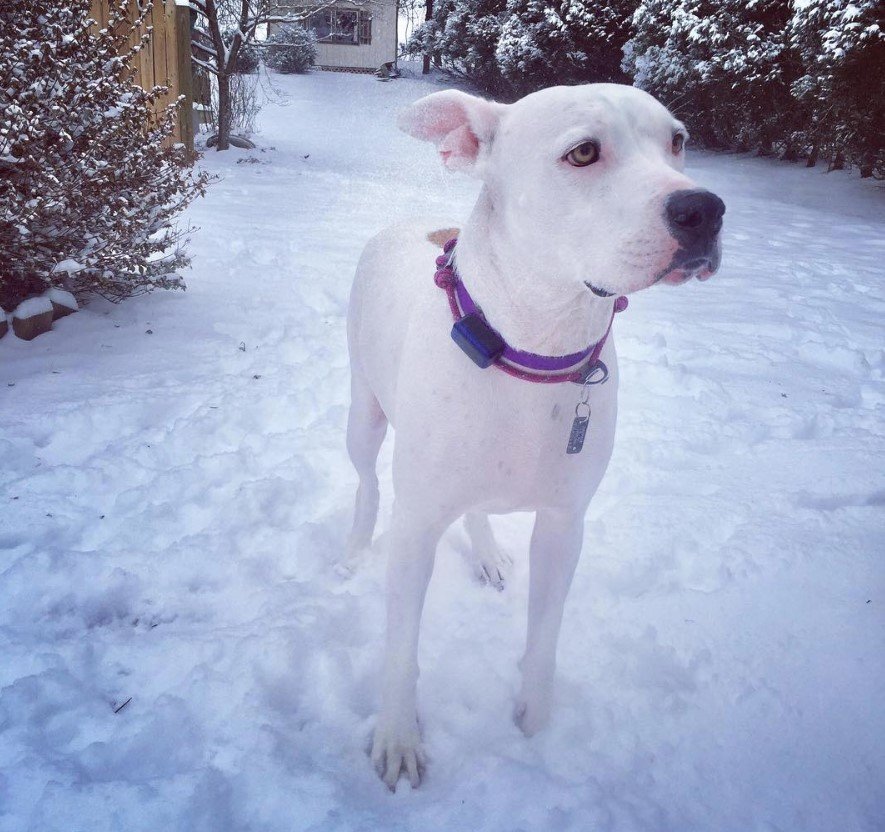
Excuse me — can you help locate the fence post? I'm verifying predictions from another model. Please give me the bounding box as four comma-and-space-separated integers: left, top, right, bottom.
172, 1, 195, 156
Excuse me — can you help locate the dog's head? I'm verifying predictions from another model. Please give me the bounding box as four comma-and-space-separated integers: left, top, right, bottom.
400, 84, 725, 296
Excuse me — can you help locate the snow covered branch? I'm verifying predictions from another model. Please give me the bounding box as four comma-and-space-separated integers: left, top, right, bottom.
0, 0, 211, 308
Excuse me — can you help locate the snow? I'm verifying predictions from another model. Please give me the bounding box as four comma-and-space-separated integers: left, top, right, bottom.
45, 288, 78, 311
11, 296, 53, 319
51, 259, 85, 274
1, 70, 884, 831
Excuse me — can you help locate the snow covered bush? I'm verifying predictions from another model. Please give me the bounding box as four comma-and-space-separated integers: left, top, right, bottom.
264, 24, 317, 74
496, 0, 635, 94
406, 0, 637, 98
404, 0, 511, 97
623, 0, 799, 152
789, 0, 884, 176
624, 0, 883, 175
0, 0, 209, 309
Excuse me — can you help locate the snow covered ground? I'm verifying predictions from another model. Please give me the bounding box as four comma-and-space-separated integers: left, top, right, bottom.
1, 70, 883, 832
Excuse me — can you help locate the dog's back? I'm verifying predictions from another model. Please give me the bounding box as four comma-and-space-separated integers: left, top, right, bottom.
347, 222, 458, 428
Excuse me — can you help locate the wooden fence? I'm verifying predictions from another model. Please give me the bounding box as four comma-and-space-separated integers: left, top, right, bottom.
89, 0, 195, 154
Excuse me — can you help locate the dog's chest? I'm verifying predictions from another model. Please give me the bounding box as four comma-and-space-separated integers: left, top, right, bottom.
476, 377, 616, 508
396, 339, 619, 512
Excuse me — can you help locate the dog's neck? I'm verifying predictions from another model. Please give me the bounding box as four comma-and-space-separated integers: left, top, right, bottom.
454, 188, 615, 356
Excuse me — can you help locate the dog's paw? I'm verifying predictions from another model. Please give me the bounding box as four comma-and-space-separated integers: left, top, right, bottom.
335, 542, 375, 577
370, 718, 426, 791
513, 697, 551, 737
470, 544, 513, 591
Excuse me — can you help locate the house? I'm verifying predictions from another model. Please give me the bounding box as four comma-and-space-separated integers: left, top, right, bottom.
269, 0, 398, 73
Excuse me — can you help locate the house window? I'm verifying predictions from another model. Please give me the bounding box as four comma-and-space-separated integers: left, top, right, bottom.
358, 13, 372, 45
300, 8, 371, 45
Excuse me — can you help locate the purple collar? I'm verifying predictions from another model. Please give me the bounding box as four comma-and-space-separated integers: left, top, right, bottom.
435, 238, 628, 384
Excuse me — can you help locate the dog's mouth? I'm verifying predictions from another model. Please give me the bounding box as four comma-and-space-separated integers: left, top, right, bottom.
585, 241, 721, 297
655, 244, 721, 286
583, 281, 615, 298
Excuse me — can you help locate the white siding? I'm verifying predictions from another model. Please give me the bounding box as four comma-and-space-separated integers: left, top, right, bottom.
270, 1, 397, 71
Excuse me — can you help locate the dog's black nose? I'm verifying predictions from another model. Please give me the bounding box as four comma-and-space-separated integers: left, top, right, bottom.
665, 189, 725, 251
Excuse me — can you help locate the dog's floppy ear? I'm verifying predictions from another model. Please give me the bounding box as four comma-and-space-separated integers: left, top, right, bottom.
398, 90, 505, 175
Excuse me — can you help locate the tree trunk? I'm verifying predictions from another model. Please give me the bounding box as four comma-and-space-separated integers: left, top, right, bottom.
859, 154, 873, 178
216, 70, 232, 151
422, 0, 433, 74
829, 150, 845, 172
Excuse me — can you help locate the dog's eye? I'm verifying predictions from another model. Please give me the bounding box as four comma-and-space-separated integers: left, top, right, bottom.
672, 133, 685, 154
565, 141, 600, 167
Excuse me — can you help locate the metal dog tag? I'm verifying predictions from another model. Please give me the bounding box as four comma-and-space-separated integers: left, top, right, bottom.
567, 372, 596, 454
567, 410, 590, 454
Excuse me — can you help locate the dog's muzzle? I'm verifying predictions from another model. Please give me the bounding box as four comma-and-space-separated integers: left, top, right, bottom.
665, 188, 726, 272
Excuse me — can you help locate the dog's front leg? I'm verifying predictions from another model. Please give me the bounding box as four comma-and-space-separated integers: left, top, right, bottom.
515, 508, 585, 736
371, 503, 446, 790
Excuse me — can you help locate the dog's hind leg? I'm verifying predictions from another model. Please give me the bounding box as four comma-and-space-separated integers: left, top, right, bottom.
514, 508, 584, 736
345, 370, 387, 559
464, 512, 513, 590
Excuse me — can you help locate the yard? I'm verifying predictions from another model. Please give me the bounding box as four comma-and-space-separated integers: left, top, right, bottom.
1, 70, 883, 831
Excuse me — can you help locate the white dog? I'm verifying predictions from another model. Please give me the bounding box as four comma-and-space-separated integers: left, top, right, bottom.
346, 83, 724, 790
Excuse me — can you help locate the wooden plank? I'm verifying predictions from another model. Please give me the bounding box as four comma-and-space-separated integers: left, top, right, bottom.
139, 1, 154, 93
156, 1, 170, 87
121, 0, 139, 86
158, 1, 170, 96
165, 1, 177, 110
173, 3, 195, 154
162, 2, 178, 118
166, 0, 180, 108
110, 1, 134, 84
90, 0, 109, 29
151, 0, 168, 113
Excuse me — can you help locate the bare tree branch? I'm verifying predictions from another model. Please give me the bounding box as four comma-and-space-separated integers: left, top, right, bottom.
189, 0, 377, 150
191, 39, 217, 59
191, 55, 220, 76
